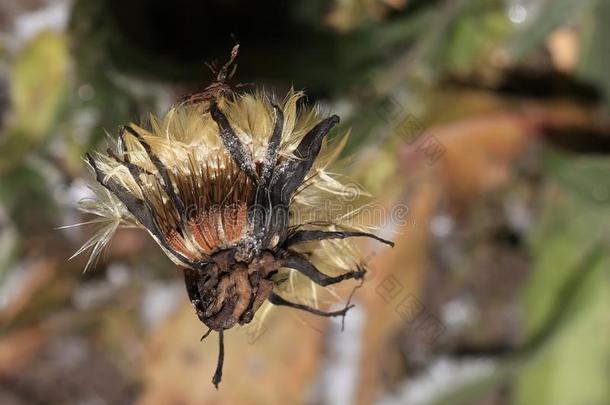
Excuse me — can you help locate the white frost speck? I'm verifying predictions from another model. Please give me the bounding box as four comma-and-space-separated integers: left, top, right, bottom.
13, 1, 69, 47
378, 357, 497, 405
313, 303, 365, 405
430, 214, 453, 238
139, 280, 183, 329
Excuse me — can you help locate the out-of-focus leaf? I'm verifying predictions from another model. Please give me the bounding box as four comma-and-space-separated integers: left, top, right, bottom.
0, 165, 57, 234
515, 249, 610, 405
544, 149, 610, 208
578, 0, 610, 110
514, 151, 610, 405
0, 214, 17, 280
8, 31, 68, 140
445, 10, 510, 74
1, 32, 68, 172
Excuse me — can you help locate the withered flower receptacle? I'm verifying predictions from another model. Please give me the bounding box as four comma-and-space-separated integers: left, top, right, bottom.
74, 46, 393, 387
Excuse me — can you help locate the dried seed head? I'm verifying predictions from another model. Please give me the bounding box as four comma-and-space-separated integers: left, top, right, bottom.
71, 47, 393, 387
79, 89, 373, 271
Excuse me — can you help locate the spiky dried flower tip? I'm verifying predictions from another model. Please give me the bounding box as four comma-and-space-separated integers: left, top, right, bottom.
74, 46, 393, 387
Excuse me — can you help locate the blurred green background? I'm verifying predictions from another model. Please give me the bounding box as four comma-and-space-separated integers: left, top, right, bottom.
0, 0, 609, 404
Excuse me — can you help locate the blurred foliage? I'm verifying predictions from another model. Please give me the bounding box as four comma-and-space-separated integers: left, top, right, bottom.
0, 32, 68, 282
578, 0, 610, 110
6, 33, 67, 151
516, 151, 610, 405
